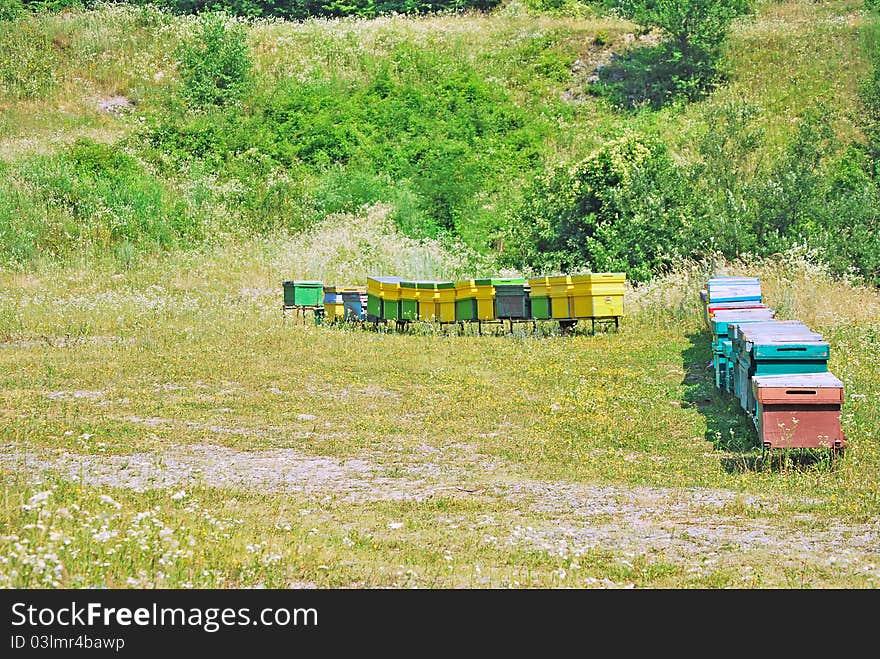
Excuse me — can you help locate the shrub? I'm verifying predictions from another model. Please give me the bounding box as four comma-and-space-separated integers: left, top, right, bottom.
861, 21, 880, 173
141, 0, 500, 20
596, 0, 751, 106
176, 12, 252, 110
143, 43, 544, 242
0, 0, 23, 21
0, 139, 199, 265
502, 134, 693, 281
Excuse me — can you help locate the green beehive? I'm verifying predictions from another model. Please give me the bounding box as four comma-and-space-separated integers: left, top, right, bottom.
455, 298, 478, 322
454, 279, 494, 322
529, 297, 551, 320
367, 294, 382, 319
527, 276, 553, 320
399, 281, 420, 321
383, 299, 402, 321
283, 280, 323, 307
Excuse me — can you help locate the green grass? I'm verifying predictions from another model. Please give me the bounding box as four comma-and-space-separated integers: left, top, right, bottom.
1, 239, 878, 588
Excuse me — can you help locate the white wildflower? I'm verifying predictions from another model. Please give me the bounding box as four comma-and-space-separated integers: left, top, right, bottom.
23, 491, 52, 510
92, 530, 116, 543
99, 495, 121, 509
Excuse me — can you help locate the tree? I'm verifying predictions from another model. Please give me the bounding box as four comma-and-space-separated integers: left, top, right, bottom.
619, 0, 749, 58
610, 0, 751, 99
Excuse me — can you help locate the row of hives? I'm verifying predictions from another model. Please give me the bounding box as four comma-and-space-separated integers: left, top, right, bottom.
703, 276, 845, 453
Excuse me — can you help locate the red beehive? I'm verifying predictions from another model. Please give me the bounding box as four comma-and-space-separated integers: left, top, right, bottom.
751, 373, 845, 450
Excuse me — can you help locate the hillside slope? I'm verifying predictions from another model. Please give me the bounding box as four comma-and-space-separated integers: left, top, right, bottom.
1, 1, 877, 278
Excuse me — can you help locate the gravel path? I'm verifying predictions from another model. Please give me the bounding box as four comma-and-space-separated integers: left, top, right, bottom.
2, 442, 878, 579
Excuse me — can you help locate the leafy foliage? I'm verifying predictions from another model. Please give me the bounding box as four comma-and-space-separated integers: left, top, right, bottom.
594, 0, 751, 107
175, 12, 252, 110
0, 0, 23, 21
502, 135, 694, 281
140, 0, 500, 20
862, 21, 880, 174
145, 42, 545, 241
0, 140, 197, 264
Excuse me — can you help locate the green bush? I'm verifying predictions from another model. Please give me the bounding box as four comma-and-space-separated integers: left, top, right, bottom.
0, 140, 199, 265
502, 134, 694, 281
807, 148, 880, 284
140, 0, 500, 20
176, 12, 252, 110
596, 0, 751, 107
20, 0, 86, 10
861, 22, 880, 173
143, 42, 545, 241
0, 0, 23, 21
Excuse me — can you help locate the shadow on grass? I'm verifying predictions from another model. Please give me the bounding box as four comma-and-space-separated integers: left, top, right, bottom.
681, 331, 836, 472
589, 43, 720, 110
681, 331, 755, 453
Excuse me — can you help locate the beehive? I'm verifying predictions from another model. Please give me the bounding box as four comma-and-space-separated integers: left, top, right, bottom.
366, 276, 402, 321
455, 280, 495, 321
570, 273, 626, 319
527, 277, 553, 320
493, 279, 530, 319
283, 280, 323, 307
751, 373, 845, 449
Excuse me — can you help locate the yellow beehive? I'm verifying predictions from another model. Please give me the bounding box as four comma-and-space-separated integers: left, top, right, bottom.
570, 273, 626, 318
527, 276, 553, 298
417, 286, 439, 322
323, 303, 345, 322
455, 280, 495, 321
367, 277, 402, 301
436, 286, 456, 323
547, 275, 573, 319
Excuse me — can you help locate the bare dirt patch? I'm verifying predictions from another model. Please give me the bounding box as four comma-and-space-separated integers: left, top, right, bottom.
2, 442, 878, 580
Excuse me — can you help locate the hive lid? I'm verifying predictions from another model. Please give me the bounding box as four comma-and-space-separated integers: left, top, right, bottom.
751, 373, 843, 388
736, 320, 810, 333
367, 276, 403, 284
712, 309, 775, 320
708, 301, 770, 310
707, 276, 760, 285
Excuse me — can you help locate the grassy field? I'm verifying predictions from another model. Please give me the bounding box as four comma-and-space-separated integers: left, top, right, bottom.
2, 218, 879, 587
1, 1, 879, 589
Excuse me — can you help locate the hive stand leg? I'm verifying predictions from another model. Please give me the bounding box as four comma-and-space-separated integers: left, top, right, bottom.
478, 321, 482, 336
830, 443, 845, 469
